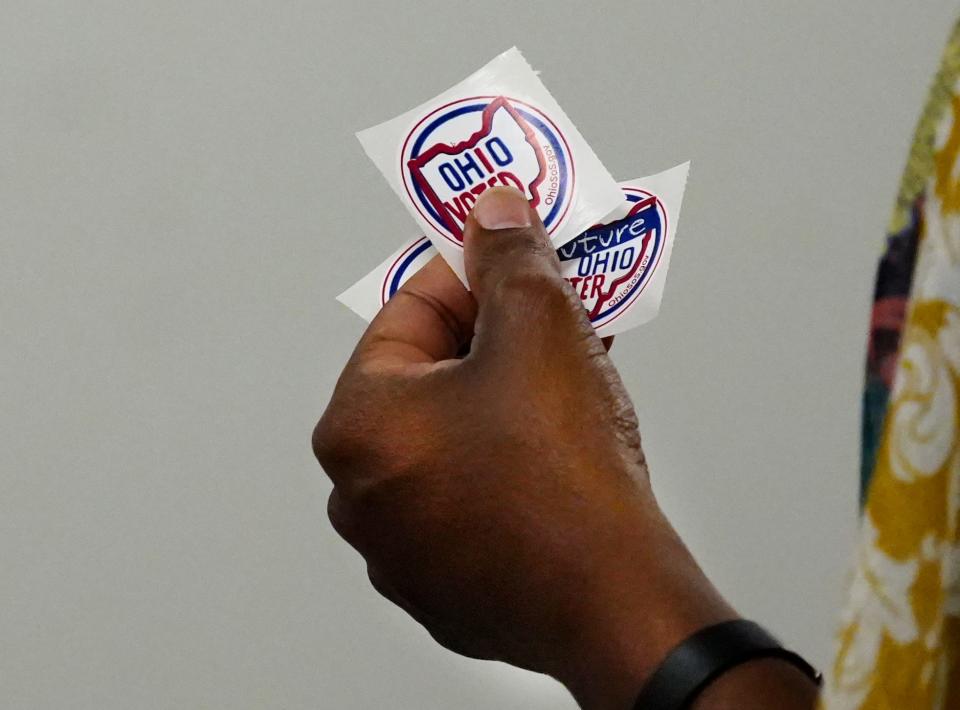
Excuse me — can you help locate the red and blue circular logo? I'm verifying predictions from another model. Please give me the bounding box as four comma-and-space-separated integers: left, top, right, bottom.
557, 187, 667, 330
402, 96, 575, 246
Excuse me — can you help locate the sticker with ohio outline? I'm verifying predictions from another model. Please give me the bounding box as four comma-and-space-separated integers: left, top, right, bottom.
356, 47, 622, 284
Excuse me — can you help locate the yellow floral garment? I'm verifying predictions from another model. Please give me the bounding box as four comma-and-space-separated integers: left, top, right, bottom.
821, 21, 960, 710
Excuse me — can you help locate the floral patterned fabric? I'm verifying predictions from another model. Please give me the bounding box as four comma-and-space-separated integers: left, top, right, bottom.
821, 20, 960, 709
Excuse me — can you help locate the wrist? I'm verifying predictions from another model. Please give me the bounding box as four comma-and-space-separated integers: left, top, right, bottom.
691, 658, 819, 710
553, 502, 737, 710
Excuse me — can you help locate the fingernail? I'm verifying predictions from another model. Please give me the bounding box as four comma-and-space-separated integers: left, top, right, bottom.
471, 186, 532, 230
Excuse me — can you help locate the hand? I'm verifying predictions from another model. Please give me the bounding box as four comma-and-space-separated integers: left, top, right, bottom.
314, 187, 735, 709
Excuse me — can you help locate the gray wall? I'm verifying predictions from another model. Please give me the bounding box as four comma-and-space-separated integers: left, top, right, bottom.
3, 1, 956, 708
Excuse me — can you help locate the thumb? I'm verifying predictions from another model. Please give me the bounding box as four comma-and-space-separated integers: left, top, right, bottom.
462, 186, 594, 356
463, 186, 559, 300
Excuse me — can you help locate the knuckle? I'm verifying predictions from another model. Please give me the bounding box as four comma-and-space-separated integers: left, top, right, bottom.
474, 227, 557, 279
479, 224, 552, 262
493, 268, 584, 328
326, 488, 354, 540
311, 413, 342, 468
496, 268, 567, 307
366, 565, 396, 602
312, 383, 387, 472
312, 408, 373, 479
312, 364, 396, 472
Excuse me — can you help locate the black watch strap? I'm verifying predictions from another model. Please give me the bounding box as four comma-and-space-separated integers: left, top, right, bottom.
633, 619, 822, 709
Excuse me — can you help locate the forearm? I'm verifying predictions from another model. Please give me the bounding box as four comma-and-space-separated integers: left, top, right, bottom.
556, 502, 819, 710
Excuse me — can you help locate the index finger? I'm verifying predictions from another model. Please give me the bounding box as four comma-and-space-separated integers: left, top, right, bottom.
351, 255, 477, 371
